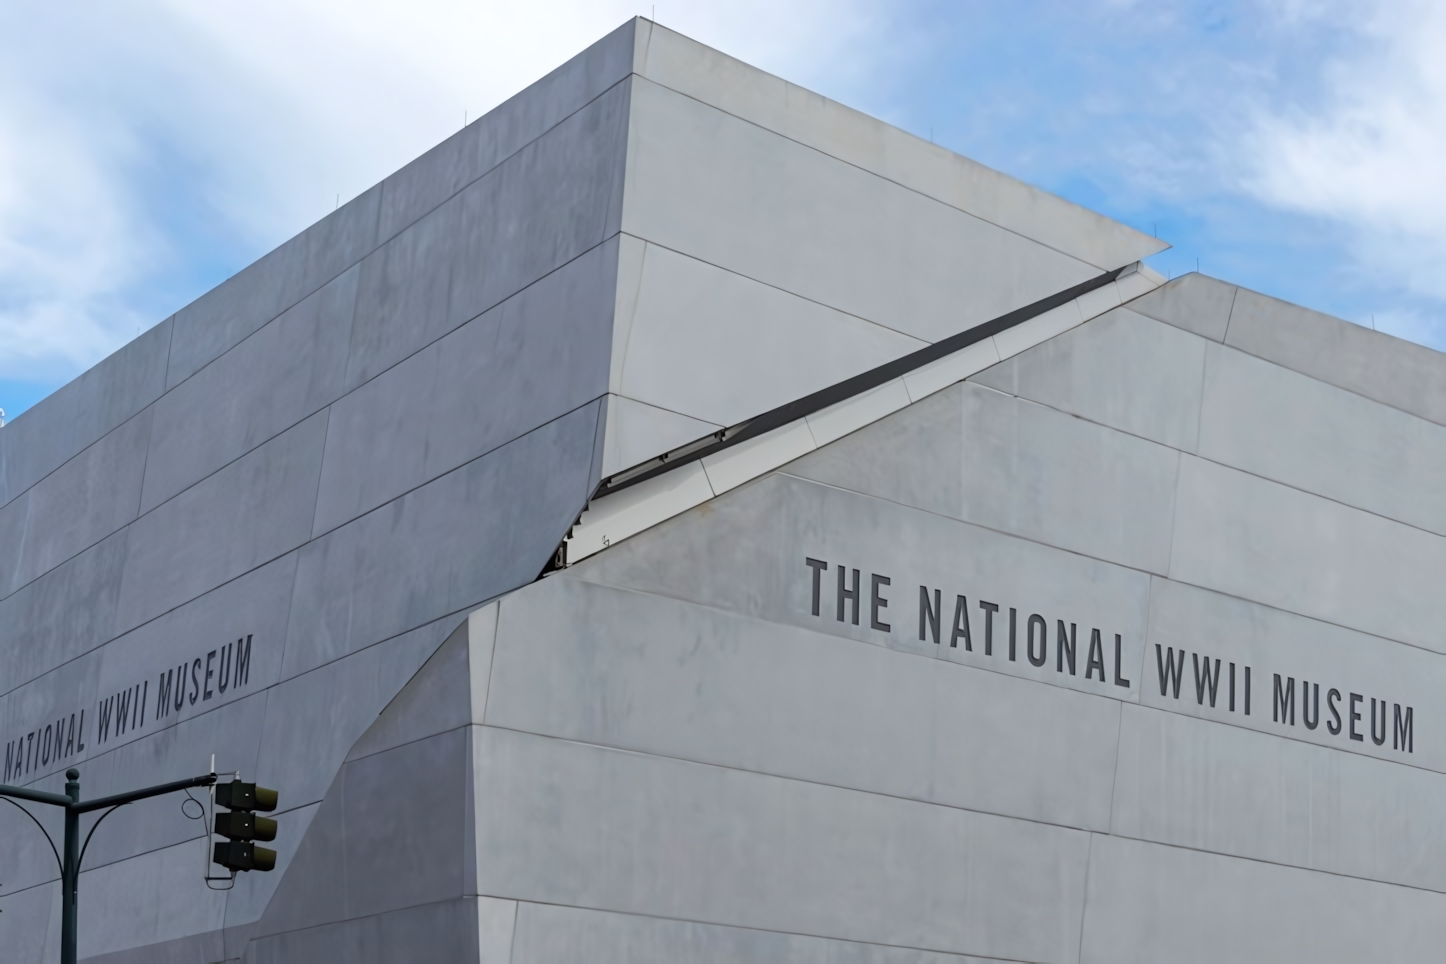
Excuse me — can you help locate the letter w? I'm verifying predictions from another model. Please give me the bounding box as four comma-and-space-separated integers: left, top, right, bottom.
1155, 645, 1186, 699
1192, 654, 1221, 707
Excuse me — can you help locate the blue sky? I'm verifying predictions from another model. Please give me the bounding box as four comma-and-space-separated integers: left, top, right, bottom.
3, 0, 1442, 420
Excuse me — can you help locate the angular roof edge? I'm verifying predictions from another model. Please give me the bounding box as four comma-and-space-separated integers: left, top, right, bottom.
630, 19, 1167, 271
562, 261, 1165, 566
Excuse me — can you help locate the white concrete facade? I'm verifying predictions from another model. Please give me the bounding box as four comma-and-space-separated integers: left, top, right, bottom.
2, 16, 1441, 964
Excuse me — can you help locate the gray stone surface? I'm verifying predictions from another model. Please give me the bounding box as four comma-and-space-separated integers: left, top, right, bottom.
114, 411, 328, 635
1078, 833, 1446, 963
166, 187, 381, 390
1199, 340, 1446, 533
1168, 454, 1446, 652
141, 266, 359, 514
511, 902, 1020, 964
955, 382, 1180, 574
622, 75, 1100, 345
315, 238, 616, 534
1225, 286, 1446, 427
973, 306, 1208, 451
245, 897, 479, 964
474, 725, 1092, 963
376, 20, 635, 243
0, 529, 127, 695
632, 20, 1164, 273
0, 318, 171, 508
614, 240, 925, 428
1125, 271, 1237, 341
491, 575, 1122, 831
6, 407, 151, 595
1112, 702, 1446, 892
345, 81, 628, 388
283, 400, 601, 677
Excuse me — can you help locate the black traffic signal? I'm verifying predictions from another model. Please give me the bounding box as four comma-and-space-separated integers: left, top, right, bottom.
212, 780, 279, 873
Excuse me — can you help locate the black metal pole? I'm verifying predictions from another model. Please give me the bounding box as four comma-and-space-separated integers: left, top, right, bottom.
61, 769, 79, 964
0, 767, 216, 964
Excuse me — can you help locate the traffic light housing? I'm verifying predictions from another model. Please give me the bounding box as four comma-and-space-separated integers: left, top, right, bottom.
212, 780, 279, 873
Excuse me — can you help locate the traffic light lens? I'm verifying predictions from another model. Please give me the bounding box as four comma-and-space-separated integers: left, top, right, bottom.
255, 786, 278, 811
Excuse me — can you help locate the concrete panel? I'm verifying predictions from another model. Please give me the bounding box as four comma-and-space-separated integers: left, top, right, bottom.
345, 619, 471, 764
1112, 703, 1446, 892
345, 81, 629, 387
1226, 286, 1446, 427
74, 838, 227, 961
600, 394, 720, 478
141, 266, 358, 514
973, 306, 1207, 451
245, 897, 479, 964
18, 544, 268, 741
956, 382, 1180, 573
376, 19, 636, 241
1198, 342, 1446, 533
283, 400, 601, 677
1168, 455, 1446, 652
344, 728, 469, 920
512, 902, 1020, 964
248, 769, 347, 941
787, 384, 963, 519
222, 803, 319, 951
0, 318, 171, 507
632, 21, 1163, 272
1078, 833, 1446, 963
258, 615, 454, 807
574, 472, 1150, 704
476, 896, 517, 964
315, 239, 615, 534
0, 645, 104, 801
622, 76, 1100, 345
8, 408, 151, 595
0, 883, 56, 964
1126, 271, 1237, 342
1142, 576, 1446, 772
115, 411, 328, 635
616, 241, 925, 427
491, 576, 1122, 831
474, 726, 1092, 963
166, 187, 381, 390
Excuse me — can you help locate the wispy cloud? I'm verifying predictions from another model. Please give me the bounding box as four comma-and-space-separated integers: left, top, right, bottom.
0, 1, 883, 405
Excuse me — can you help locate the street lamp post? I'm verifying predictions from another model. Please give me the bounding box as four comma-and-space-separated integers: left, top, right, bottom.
1, 767, 218, 964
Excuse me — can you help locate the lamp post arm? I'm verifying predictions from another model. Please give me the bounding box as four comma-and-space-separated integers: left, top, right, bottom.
70, 773, 217, 814
0, 783, 72, 807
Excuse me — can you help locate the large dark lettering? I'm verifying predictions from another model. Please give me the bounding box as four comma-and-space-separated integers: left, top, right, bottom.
1395, 705, 1414, 753
1273, 674, 1294, 725
1193, 654, 1221, 707
204, 650, 217, 700
157, 670, 174, 719
1056, 621, 1076, 675
806, 558, 828, 616
97, 697, 113, 744
837, 567, 860, 625
235, 636, 252, 687
1302, 681, 1320, 730
1349, 693, 1363, 742
950, 596, 971, 650
1371, 699, 1388, 746
218, 642, 232, 693
1084, 629, 1105, 682
979, 601, 998, 657
1155, 645, 1185, 699
1027, 614, 1047, 667
1327, 688, 1342, 735
1114, 635, 1130, 688
919, 587, 941, 644
190, 658, 202, 705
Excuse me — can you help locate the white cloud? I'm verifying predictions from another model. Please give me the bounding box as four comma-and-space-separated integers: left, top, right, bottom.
1247, 0, 1446, 301
0, 0, 885, 383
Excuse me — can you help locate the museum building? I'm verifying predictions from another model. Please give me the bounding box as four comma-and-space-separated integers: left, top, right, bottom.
4, 17, 1446, 964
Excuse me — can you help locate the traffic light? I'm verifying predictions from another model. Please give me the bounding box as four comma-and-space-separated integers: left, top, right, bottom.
212, 780, 278, 872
